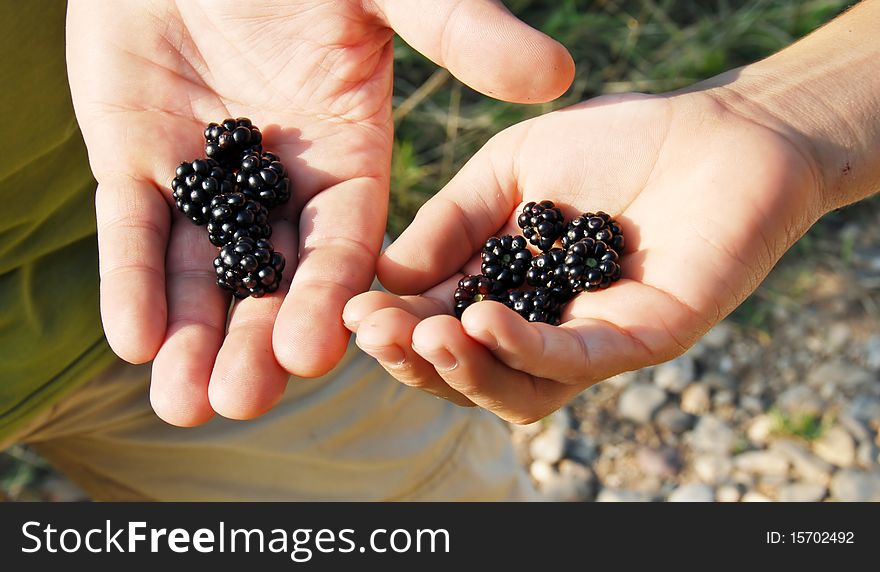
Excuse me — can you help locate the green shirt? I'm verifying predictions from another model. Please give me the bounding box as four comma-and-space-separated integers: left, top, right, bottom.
0, 3, 116, 442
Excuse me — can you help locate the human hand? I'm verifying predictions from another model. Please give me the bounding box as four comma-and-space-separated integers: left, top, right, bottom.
66, 0, 574, 425
343, 88, 823, 421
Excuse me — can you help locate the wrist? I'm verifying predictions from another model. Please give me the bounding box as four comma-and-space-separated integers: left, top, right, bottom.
699, 1, 880, 214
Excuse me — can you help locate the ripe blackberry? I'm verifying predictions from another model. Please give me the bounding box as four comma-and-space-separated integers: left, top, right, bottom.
204, 117, 263, 167
213, 237, 286, 299
562, 211, 625, 252
206, 192, 272, 247
235, 151, 290, 210
170, 158, 235, 225
563, 238, 622, 293
526, 248, 568, 290
505, 288, 562, 325
453, 275, 504, 318
517, 200, 565, 251
481, 235, 532, 289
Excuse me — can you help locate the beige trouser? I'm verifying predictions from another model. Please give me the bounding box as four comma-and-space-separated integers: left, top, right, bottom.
2, 342, 537, 501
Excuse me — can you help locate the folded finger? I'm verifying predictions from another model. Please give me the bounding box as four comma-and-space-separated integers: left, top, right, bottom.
274, 177, 387, 377
95, 176, 170, 363
356, 307, 473, 406
150, 221, 228, 426
342, 275, 460, 332
208, 222, 298, 419
411, 313, 575, 424
464, 279, 707, 385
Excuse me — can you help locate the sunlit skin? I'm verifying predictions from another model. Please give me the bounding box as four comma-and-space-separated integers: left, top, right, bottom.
345, 0, 880, 424
344, 89, 821, 420
67, 0, 574, 426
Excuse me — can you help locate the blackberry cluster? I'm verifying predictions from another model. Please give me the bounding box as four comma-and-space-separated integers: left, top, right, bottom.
526, 248, 567, 290
214, 237, 286, 299
171, 118, 290, 298
562, 238, 621, 292
506, 288, 562, 325
452, 200, 626, 325
517, 200, 565, 252
236, 151, 290, 209
561, 211, 625, 252
206, 192, 271, 247
171, 158, 235, 225
481, 235, 531, 289
453, 275, 504, 319
204, 118, 263, 167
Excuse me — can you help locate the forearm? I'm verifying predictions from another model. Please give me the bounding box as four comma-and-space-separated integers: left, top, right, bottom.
708, 0, 880, 213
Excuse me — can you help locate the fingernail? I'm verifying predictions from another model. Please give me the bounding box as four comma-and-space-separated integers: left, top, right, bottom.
361, 344, 406, 366
413, 345, 458, 372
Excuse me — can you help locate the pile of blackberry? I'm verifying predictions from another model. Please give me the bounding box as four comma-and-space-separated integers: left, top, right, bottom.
170, 118, 289, 298
453, 201, 625, 324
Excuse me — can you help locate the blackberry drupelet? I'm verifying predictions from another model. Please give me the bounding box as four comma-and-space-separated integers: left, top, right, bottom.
562, 211, 625, 252
236, 151, 291, 210
481, 235, 532, 289
505, 288, 562, 325
170, 158, 235, 225
453, 274, 504, 318
204, 117, 263, 168
213, 237, 286, 299
206, 192, 272, 247
562, 238, 622, 293
517, 200, 565, 251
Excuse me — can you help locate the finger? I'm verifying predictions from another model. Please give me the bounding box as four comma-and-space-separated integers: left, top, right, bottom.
274, 177, 387, 377
378, 133, 520, 293
463, 279, 709, 384
342, 261, 489, 330
208, 222, 298, 420
85, 112, 208, 365
375, 0, 574, 103
95, 176, 171, 363
355, 308, 474, 407
150, 221, 228, 426
342, 276, 459, 332
411, 313, 576, 424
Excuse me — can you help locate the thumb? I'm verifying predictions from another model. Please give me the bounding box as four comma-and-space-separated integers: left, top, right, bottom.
374, 0, 575, 103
